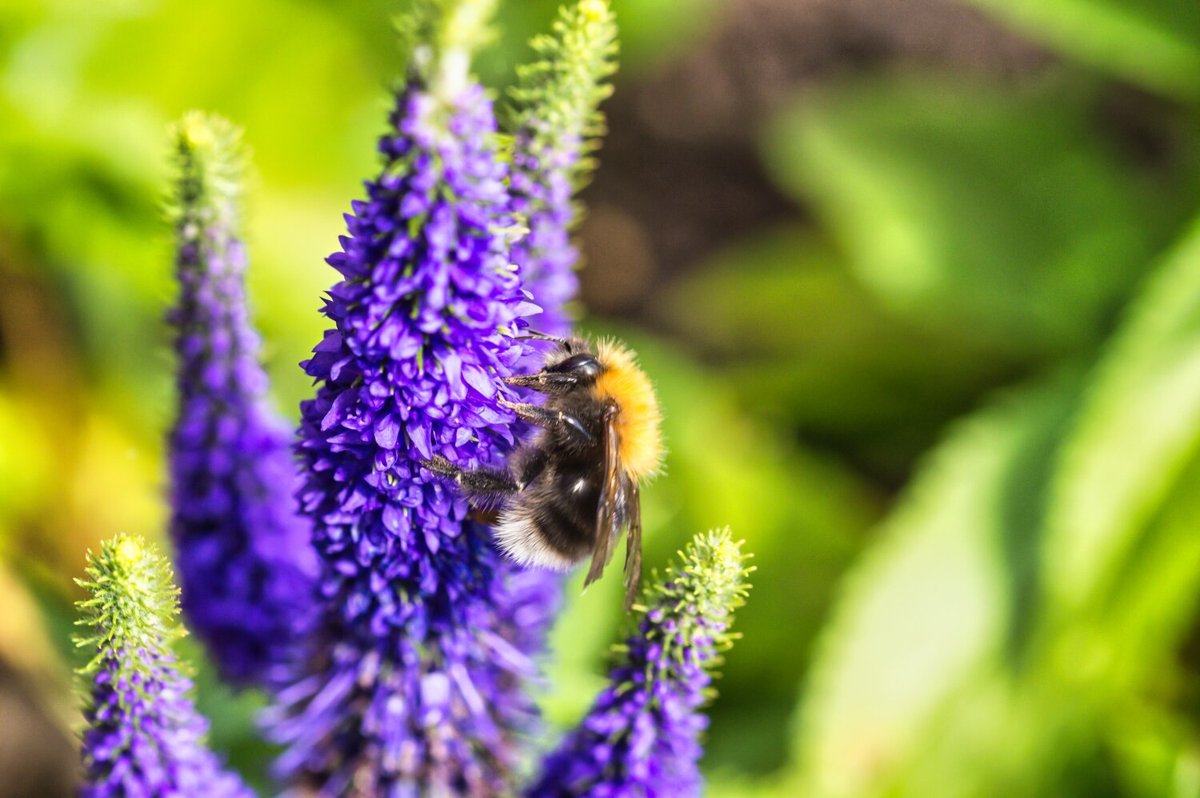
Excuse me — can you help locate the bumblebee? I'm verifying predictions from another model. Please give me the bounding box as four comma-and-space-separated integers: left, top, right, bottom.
424, 333, 663, 608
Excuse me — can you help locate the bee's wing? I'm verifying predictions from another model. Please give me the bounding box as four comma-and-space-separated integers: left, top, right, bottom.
584, 401, 625, 589
622, 479, 642, 610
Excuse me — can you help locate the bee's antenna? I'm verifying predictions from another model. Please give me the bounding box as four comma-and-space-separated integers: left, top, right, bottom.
518, 330, 572, 349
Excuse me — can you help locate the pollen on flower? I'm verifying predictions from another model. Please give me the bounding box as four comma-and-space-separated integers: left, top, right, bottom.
179, 112, 216, 149
579, 0, 606, 22
113, 536, 142, 569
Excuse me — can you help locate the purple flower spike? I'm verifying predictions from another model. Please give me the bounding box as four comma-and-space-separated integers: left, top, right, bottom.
267, 3, 557, 793
166, 112, 317, 688
76, 534, 254, 798
507, 0, 618, 335
528, 528, 752, 798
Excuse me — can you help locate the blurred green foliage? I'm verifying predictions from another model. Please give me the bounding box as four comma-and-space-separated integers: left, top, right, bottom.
764, 77, 1196, 358
5, 0, 1200, 796
962, 0, 1200, 101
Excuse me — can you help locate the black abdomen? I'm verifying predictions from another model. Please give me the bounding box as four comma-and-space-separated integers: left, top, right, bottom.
520, 455, 602, 562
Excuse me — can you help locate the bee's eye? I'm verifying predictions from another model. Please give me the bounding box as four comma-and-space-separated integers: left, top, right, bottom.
549, 353, 602, 380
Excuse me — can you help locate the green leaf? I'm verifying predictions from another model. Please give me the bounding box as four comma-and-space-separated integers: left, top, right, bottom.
963, 0, 1200, 101
792, 374, 1085, 797
763, 76, 1192, 359
1046, 218, 1200, 610
791, 217, 1200, 797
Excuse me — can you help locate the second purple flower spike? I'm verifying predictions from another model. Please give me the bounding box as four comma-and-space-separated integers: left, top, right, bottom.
166, 112, 317, 688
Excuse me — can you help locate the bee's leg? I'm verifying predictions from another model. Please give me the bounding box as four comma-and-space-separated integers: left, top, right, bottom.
422, 455, 519, 508
502, 372, 579, 392
498, 399, 593, 444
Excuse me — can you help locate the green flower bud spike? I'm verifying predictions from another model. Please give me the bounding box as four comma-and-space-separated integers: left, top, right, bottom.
505, 0, 619, 335
529, 528, 754, 797
508, 0, 619, 192
75, 534, 252, 797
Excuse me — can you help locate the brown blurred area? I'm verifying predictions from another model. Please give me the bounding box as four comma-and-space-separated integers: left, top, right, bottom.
0, 661, 78, 798
0, 557, 78, 798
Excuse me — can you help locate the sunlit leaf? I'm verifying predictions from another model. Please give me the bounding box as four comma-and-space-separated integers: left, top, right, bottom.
1047, 218, 1200, 609
792, 217, 1200, 798
657, 226, 1021, 477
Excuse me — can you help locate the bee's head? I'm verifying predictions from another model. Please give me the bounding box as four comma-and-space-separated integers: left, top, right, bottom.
545, 352, 602, 384
504, 337, 602, 394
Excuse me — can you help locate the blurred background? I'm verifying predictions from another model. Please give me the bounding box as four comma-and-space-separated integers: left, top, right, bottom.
3, 0, 1200, 795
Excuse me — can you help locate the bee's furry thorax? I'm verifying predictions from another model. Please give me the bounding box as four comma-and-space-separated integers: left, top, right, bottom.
592, 339, 663, 480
